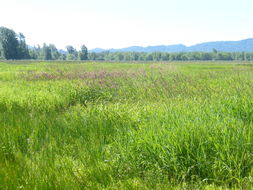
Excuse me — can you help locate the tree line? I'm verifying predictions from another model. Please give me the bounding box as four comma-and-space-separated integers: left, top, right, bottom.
0, 26, 88, 60
88, 51, 253, 61
1, 26, 253, 61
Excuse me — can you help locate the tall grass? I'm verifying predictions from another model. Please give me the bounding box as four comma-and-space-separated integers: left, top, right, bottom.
0, 61, 252, 189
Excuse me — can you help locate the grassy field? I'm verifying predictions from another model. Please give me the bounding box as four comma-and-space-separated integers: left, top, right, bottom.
0, 61, 252, 189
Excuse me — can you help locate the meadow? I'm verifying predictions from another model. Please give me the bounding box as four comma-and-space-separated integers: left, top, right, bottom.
0, 61, 252, 189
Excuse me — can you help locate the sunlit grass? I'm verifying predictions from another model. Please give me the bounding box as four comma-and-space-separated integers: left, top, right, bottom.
0, 61, 252, 189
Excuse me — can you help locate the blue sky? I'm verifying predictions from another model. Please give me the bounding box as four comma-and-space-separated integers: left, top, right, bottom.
0, 0, 252, 50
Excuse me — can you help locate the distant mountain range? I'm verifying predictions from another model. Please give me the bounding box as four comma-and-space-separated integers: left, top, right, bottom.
90, 38, 253, 53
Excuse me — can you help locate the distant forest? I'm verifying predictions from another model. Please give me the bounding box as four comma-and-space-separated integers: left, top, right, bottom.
1, 26, 253, 61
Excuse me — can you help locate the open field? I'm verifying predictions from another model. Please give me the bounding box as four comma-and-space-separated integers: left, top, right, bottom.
0, 61, 252, 189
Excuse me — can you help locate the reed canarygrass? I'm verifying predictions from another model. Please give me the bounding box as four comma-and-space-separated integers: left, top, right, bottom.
0, 61, 252, 189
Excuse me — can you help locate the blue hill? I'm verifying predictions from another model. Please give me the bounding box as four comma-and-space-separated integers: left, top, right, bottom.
90, 38, 253, 53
